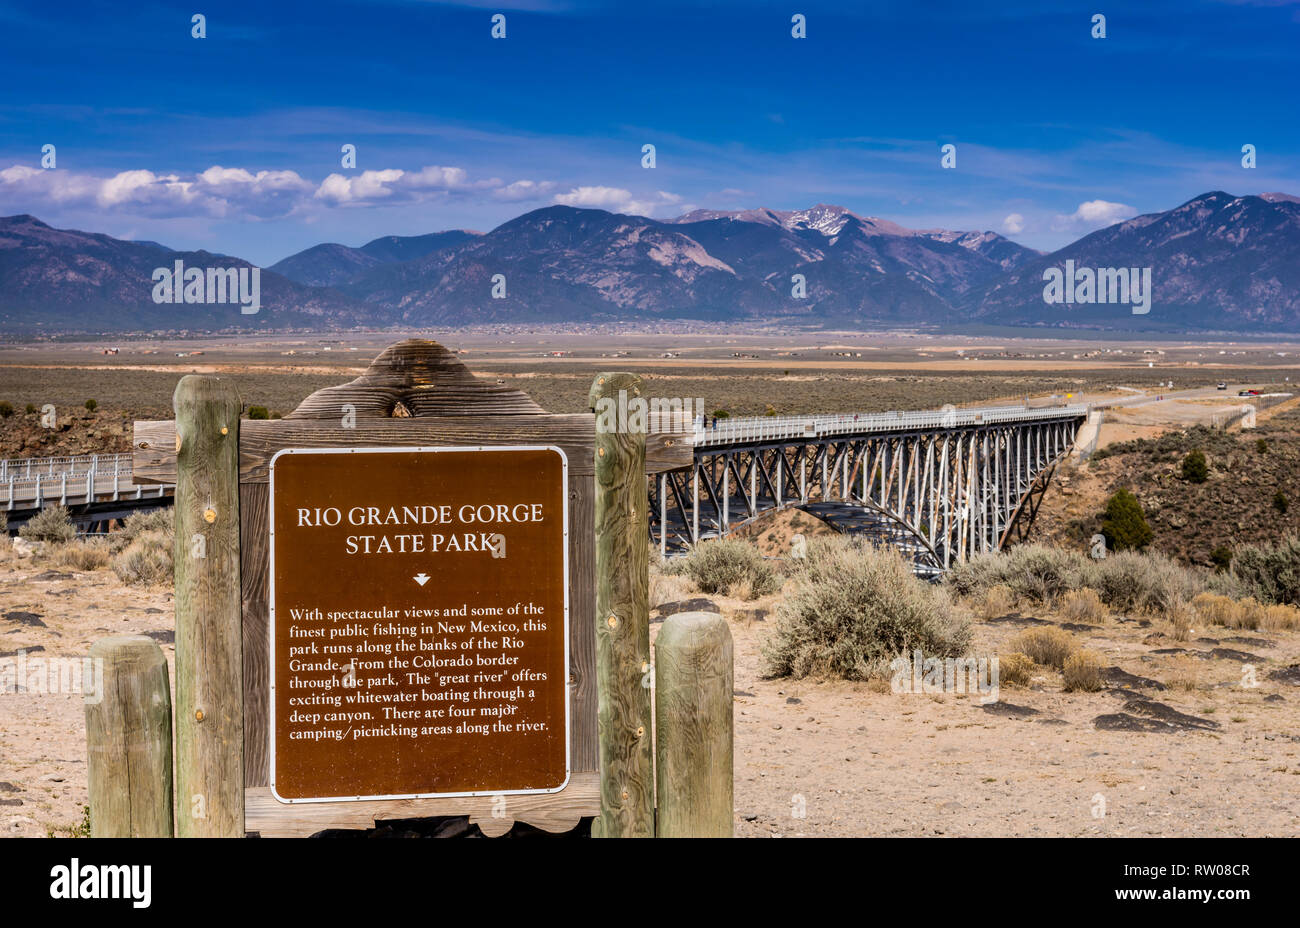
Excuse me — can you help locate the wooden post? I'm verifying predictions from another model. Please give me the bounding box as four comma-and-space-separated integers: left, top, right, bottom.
589, 372, 653, 838
84, 636, 174, 837
654, 611, 733, 838
173, 375, 244, 837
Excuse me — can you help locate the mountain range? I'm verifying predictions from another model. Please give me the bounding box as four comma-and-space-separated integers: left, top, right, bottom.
2, 191, 1298, 334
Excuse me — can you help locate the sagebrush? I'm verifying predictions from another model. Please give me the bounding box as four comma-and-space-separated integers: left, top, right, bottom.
762, 537, 971, 681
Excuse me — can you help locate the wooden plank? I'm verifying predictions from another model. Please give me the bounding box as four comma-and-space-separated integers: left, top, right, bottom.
589, 373, 653, 838
240, 482, 270, 788
245, 772, 600, 838
134, 418, 693, 485
654, 612, 733, 837
84, 636, 174, 838
568, 476, 598, 773
173, 375, 244, 837
286, 338, 547, 419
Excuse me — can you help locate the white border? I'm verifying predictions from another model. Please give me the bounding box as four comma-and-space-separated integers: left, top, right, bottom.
267, 445, 572, 804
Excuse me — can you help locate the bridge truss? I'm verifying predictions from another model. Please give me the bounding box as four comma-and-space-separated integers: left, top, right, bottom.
649, 405, 1087, 572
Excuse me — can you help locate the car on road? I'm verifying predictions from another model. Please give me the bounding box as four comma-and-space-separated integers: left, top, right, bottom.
1217, 382, 1227, 390
1238, 389, 1261, 396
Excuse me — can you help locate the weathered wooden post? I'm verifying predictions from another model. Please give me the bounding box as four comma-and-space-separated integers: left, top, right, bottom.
84, 636, 174, 837
654, 611, 733, 837
173, 376, 243, 837
589, 372, 653, 838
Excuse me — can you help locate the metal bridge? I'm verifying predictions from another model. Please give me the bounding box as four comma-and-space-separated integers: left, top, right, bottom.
650, 404, 1090, 574
2, 452, 171, 531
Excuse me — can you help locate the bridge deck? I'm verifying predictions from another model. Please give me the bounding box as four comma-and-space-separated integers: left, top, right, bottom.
690, 404, 1089, 446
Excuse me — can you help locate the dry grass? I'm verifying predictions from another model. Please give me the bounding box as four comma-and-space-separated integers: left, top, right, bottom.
1063, 650, 1105, 692
1059, 588, 1106, 625
997, 651, 1035, 686
1262, 603, 1300, 631
1192, 592, 1239, 628
649, 563, 693, 609
1006, 627, 1078, 670
1166, 597, 1195, 642
50, 538, 111, 572
978, 584, 1015, 620
1165, 654, 1204, 692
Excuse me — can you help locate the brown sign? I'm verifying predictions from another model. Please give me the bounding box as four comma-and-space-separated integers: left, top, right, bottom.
268, 445, 569, 802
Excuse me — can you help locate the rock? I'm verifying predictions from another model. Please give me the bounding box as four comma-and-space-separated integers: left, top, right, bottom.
1120, 698, 1220, 731
2, 611, 45, 628
1225, 636, 1276, 648
1268, 665, 1300, 685
10, 537, 43, 558
1102, 666, 1166, 691
1208, 648, 1264, 662
980, 702, 1039, 719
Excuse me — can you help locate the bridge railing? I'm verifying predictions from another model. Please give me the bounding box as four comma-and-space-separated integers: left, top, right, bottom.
0, 452, 135, 480
685, 404, 1088, 446
3, 453, 163, 511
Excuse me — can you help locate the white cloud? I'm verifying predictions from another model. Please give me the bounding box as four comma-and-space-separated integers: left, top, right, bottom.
1053, 199, 1136, 231
553, 186, 682, 216
1002, 213, 1025, 234
0, 162, 555, 219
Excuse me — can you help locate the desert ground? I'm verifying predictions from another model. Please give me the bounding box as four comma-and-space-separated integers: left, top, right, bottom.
3, 532, 1297, 838
2, 328, 1299, 837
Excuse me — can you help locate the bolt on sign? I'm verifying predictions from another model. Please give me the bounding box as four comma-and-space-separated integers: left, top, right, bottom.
269, 446, 569, 801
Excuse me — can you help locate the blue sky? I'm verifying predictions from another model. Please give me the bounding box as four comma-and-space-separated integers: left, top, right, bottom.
1, 0, 1297, 265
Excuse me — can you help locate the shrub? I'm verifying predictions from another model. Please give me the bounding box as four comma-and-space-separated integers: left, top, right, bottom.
1192, 592, 1240, 628
1063, 650, 1104, 692
111, 530, 173, 586
1101, 488, 1153, 551
1262, 603, 1300, 631
761, 537, 971, 680
1234, 597, 1265, 631
1060, 588, 1106, 625
1275, 490, 1289, 515
0, 401, 12, 418
945, 544, 1088, 604
247, 405, 270, 420
19, 505, 76, 544
1257, 438, 1269, 453
24, 403, 35, 415
110, 508, 173, 553
52, 538, 111, 571
997, 652, 1035, 686
1181, 450, 1208, 483
1231, 536, 1300, 605
711, 410, 730, 419
978, 584, 1015, 620
1081, 549, 1201, 614
1210, 545, 1233, 573
677, 538, 780, 600
84, 399, 97, 412
1006, 627, 1077, 670
0, 510, 6, 534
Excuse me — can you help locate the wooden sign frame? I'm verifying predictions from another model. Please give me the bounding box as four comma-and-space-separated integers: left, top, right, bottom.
133, 340, 688, 836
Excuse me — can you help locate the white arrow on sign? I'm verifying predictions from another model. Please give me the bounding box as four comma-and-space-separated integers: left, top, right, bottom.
413, 573, 430, 586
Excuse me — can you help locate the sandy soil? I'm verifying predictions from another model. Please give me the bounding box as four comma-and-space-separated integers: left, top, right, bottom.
0, 543, 173, 837
4, 535, 1298, 839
